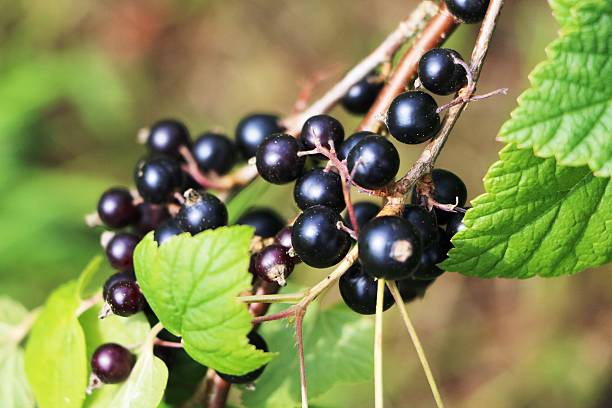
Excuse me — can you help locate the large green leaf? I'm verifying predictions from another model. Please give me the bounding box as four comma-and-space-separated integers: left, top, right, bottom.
499, 0, 612, 176
443, 144, 612, 278
134, 227, 274, 375
242, 303, 374, 408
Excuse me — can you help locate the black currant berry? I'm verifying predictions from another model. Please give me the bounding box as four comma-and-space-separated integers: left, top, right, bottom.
274, 226, 293, 249
386, 91, 440, 144
402, 204, 438, 245
255, 134, 305, 184
236, 208, 285, 238
102, 272, 135, 300
293, 169, 345, 213
300, 114, 345, 156
97, 188, 138, 229
444, 0, 489, 24
91, 343, 135, 384
105, 233, 140, 271
292, 205, 351, 268
412, 169, 467, 224
134, 156, 183, 204
339, 263, 394, 315
146, 119, 191, 157
106, 280, 144, 317
412, 237, 445, 280
397, 276, 435, 303
217, 332, 269, 384
235, 113, 283, 160
337, 131, 375, 161
341, 74, 384, 115
192, 132, 238, 175
347, 135, 400, 189
344, 201, 381, 230
446, 209, 468, 239
254, 244, 294, 286
418, 48, 468, 95
135, 203, 170, 234
358, 216, 422, 280
177, 190, 227, 235
154, 219, 183, 245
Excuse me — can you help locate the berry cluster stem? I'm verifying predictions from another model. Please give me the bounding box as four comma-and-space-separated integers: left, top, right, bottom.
374, 278, 385, 408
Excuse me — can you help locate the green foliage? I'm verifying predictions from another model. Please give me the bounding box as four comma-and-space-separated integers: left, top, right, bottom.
134, 227, 275, 375
442, 144, 611, 278
242, 303, 374, 408
499, 0, 612, 176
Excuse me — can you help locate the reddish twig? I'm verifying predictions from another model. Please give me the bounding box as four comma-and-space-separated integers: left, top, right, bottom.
153, 338, 184, 348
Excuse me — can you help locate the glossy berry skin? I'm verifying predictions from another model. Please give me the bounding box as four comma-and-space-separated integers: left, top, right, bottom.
154, 219, 183, 245
341, 74, 384, 115
347, 135, 400, 189
217, 332, 268, 384
102, 272, 135, 301
146, 119, 191, 157
192, 132, 237, 175
236, 208, 285, 238
274, 226, 293, 249
402, 204, 438, 245
106, 280, 144, 317
418, 48, 468, 95
397, 277, 435, 303
134, 157, 183, 204
256, 134, 305, 184
97, 188, 138, 229
135, 203, 170, 234
446, 209, 468, 239
300, 115, 345, 156
177, 191, 227, 235
345, 201, 381, 230
387, 91, 440, 144
106, 233, 140, 271
358, 216, 422, 280
337, 131, 375, 161
293, 169, 345, 212
412, 169, 467, 224
91, 343, 135, 384
254, 244, 295, 285
235, 113, 283, 159
292, 205, 351, 268
444, 0, 489, 23
339, 263, 394, 315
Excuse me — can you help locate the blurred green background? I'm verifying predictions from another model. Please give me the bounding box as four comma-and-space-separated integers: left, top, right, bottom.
1, 0, 610, 407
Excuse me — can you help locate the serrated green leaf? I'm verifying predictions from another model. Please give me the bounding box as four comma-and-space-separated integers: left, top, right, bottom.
227, 178, 271, 224
499, 0, 612, 176
443, 144, 612, 278
242, 303, 374, 408
24, 281, 87, 408
134, 226, 274, 375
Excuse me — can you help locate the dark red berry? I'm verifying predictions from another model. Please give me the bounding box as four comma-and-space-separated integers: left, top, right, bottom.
254, 244, 294, 286
91, 343, 135, 384
97, 188, 138, 229
255, 134, 305, 184
146, 119, 191, 157
102, 272, 135, 301
134, 156, 183, 204
135, 203, 170, 234
106, 280, 144, 317
274, 226, 293, 249
105, 233, 140, 271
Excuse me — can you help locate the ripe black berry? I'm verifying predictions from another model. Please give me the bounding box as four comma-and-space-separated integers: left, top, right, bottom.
292, 205, 351, 268
192, 132, 237, 175
105, 233, 140, 271
337, 131, 375, 161
397, 277, 435, 303
255, 134, 305, 184
412, 169, 467, 224
177, 190, 227, 235
341, 74, 384, 115
97, 188, 138, 229
358, 216, 422, 280
106, 280, 144, 317
235, 113, 283, 160
402, 204, 438, 245
236, 208, 285, 238
446, 209, 468, 239
418, 48, 468, 95
413, 227, 451, 280
386, 91, 440, 144
444, 0, 489, 24
274, 226, 293, 249
344, 201, 381, 230
300, 115, 345, 156
254, 244, 294, 286
347, 135, 400, 189
154, 219, 183, 245
134, 156, 183, 204
339, 263, 394, 315
102, 272, 135, 301
293, 169, 345, 213
91, 343, 135, 384
135, 203, 170, 234
146, 119, 191, 157
217, 332, 268, 384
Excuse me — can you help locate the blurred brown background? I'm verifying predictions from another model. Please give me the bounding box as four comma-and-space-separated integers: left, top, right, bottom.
1, 0, 610, 407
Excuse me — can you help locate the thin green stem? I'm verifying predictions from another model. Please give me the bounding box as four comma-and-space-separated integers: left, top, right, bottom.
374, 278, 385, 408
